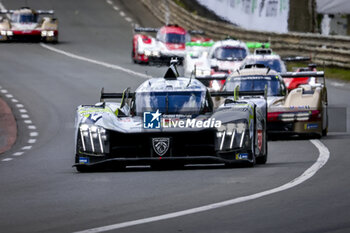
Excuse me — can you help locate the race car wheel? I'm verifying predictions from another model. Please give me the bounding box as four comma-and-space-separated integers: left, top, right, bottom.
256, 154, 267, 164
256, 123, 268, 164
322, 128, 328, 136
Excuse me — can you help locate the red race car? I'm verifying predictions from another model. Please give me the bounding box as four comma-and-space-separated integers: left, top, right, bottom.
132, 24, 205, 65
283, 64, 317, 91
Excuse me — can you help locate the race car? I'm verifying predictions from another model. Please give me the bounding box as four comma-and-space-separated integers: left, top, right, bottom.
222, 65, 328, 137
283, 63, 317, 91
74, 62, 268, 171
242, 48, 287, 73
132, 24, 207, 64
0, 7, 58, 42
184, 38, 249, 78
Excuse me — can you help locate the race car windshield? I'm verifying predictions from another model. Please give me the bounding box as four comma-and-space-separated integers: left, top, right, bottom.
225, 76, 282, 96
245, 59, 284, 72
165, 33, 186, 44
11, 13, 38, 23
214, 47, 247, 61
135, 91, 204, 115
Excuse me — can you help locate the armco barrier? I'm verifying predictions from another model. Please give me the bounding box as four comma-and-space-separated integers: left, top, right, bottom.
142, 0, 350, 69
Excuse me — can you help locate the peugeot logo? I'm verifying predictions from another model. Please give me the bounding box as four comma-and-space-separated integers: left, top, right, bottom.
152, 138, 170, 157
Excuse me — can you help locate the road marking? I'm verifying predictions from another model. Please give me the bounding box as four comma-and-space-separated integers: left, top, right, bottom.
19, 109, 27, 113
21, 114, 29, 119
5, 94, 13, 98
113, 6, 119, 11
40, 43, 149, 79
119, 11, 125, 17
2, 158, 13, 162
13, 152, 24, 156
24, 120, 33, 124
11, 99, 18, 103
28, 125, 37, 130
28, 139, 37, 144
74, 139, 330, 233
30, 132, 39, 137
16, 104, 24, 108
106, 0, 113, 5
125, 17, 132, 22
1, 89, 8, 93
22, 146, 32, 150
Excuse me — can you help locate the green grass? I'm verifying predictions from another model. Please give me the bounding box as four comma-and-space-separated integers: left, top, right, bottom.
286, 62, 350, 82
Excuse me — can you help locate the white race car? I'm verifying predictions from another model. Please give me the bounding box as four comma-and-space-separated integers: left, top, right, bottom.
0, 7, 58, 42
184, 38, 249, 78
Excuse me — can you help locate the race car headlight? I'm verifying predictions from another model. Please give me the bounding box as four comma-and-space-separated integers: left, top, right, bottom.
144, 50, 151, 56
47, 30, 55, 37
41, 30, 47, 36
152, 51, 160, 57
210, 80, 223, 92
79, 124, 109, 155
195, 69, 211, 77
0, 30, 11, 36
216, 121, 249, 151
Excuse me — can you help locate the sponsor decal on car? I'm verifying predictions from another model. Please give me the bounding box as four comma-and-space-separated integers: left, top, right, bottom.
152, 138, 170, 156
235, 153, 249, 160
305, 123, 319, 129
79, 157, 89, 164
143, 109, 221, 129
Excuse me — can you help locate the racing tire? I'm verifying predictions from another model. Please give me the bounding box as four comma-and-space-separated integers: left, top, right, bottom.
256, 154, 267, 164
322, 128, 328, 137
76, 166, 91, 173
256, 126, 268, 164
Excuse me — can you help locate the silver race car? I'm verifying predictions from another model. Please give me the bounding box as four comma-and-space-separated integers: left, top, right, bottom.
74, 63, 268, 171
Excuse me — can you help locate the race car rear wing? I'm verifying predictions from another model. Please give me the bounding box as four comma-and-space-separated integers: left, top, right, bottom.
210, 90, 265, 97
281, 71, 326, 87
195, 74, 228, 81
280, 71, 324, 78
100, 88, 134, 102
134, 27, 204, 34
0, 10, 54, 14
134, 27, 159, 33
282, 56, 310, 62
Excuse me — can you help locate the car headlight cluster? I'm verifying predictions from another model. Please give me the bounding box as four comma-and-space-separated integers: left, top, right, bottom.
280, 112, 310, 122
216, 122, 249, 151
1, 30, 13, 36
144, 50, 160, 57
195, 69, 211, 77
41, 30, 55, 37
79, 124, 109, 155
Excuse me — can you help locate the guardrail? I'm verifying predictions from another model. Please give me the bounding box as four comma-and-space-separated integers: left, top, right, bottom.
141, 0, 350, 69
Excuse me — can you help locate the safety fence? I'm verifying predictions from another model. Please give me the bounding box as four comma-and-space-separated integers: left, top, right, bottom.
142, 0, 350, 69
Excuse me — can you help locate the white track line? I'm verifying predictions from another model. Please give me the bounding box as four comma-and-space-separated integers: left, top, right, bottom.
74, 139, 330, 233
13, 152, 24, 156
24, 120, 33, 124
22, 146, 32, 150
2, 158, 13, 162
40, 43, 149, 79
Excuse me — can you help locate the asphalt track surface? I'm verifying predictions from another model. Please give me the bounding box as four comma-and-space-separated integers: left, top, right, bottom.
0, 1, 349, 233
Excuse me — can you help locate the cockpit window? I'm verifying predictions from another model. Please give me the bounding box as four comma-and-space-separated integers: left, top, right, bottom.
134, 91, 206, 115
11, 13, 38, 23
165, 33, 186, 44
213, 46, 247, 61
244, 58, 286, 73
224, 75, 284, 96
